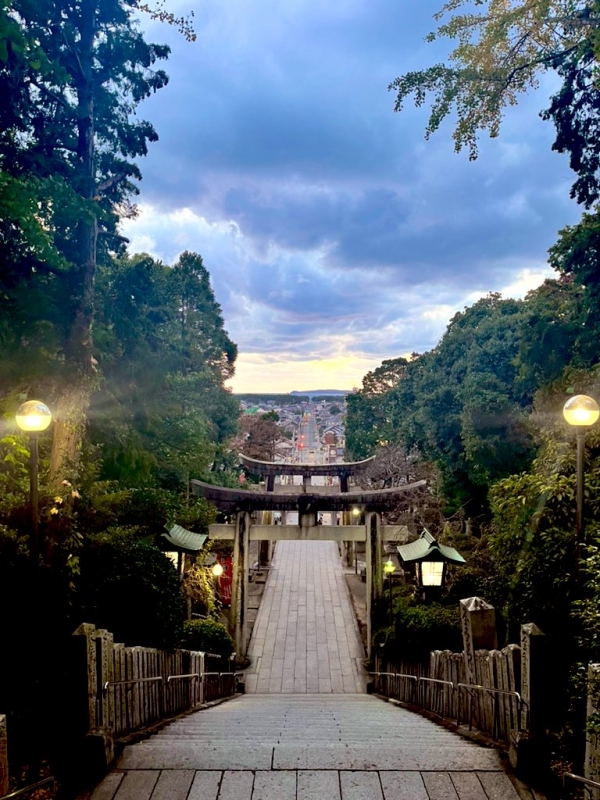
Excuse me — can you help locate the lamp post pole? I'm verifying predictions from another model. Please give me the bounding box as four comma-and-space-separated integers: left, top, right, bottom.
16, 401, 52, 568
29, 433, 39, 566
576, 427, 586, 561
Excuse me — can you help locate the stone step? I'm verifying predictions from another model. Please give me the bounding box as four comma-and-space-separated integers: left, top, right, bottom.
118, 742, 503, 772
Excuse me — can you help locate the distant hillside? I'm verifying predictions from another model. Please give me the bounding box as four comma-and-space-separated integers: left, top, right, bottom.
290, 390, 350, 396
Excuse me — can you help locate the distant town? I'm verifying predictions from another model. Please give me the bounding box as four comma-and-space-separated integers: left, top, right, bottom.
237, 392, 349, 465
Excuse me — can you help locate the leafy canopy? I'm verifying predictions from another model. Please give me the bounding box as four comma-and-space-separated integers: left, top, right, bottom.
390, 0, 599, 159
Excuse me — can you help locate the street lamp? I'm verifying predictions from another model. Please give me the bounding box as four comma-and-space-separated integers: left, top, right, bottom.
563, 394, 599, 566
396, 529, 466, 598
212, 562, 224, 578
384, 557, 395, 625
15, 401, 52, 566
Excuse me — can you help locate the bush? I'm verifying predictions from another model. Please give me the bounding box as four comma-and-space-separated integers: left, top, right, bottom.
378, 597, 462, 663
77, 539, 186, 649
181, 619, 234, 655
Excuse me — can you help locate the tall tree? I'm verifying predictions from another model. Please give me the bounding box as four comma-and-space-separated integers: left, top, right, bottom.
90, 252, 239, 488
0, 0, 170, 484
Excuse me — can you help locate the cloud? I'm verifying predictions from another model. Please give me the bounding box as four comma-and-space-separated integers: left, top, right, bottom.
124, 0, 582, 391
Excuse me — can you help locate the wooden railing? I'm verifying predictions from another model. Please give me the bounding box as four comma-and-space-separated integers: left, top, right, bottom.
73, 624, 238, 758
372, 643, 526, 743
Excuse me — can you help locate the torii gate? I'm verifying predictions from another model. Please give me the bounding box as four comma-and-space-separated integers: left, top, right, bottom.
192, 457, 425, 658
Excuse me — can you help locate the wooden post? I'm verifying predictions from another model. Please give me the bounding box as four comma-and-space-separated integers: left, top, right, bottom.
585, 663, 600, 799
0, 715, 8, 797
232, 511, 250, 658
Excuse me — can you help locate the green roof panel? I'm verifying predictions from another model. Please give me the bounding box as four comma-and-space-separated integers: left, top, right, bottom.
161, 524, 208, 553
397, 528, 466, 566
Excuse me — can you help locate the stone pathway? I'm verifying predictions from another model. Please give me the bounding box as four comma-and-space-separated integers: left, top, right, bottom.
92, 540, 532, 799
97, 695, 523, 799
244, 541, 365, 694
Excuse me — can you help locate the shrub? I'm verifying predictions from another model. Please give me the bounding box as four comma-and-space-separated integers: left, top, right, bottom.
77, 539, 186, 649
378, 597, 462, 663
181, 619, 234, 655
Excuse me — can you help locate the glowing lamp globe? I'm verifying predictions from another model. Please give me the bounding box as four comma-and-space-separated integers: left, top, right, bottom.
383, 558, 395, 576
212, 562, 224, 577
419, 561, 445, 587
563, 395, 600, 427
16, 401, 52, 432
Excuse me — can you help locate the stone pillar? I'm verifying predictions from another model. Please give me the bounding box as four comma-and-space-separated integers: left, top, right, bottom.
365, 512, 374, 658
0, 715, 8, 797
373, 513, 383, 601
365, 513, 381, 657
585, 663, 600, 799
232, 511, 251, 659
73, 622, 99, 732
520, 622, 546, 734
459, 597, 498, 684
95, 628, 115, 730
259, 510, 272, 567
506, 623, 549, 778
72, 623, 115, 770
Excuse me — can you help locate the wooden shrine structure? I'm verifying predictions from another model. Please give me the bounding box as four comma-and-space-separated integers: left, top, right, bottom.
193, 454, 426, 657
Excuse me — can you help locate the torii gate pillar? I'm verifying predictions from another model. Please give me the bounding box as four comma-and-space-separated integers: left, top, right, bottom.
231, 511, 250, 659
365, 511, 382, 658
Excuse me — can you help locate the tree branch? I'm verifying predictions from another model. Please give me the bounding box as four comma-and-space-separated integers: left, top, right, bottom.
96, 172, 129, 194
27, 79, 74, 114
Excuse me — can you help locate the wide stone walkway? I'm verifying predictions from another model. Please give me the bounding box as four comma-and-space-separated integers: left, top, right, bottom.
97, 695, 522, 799
92, 540, 530, 799
244, 541, 365, 694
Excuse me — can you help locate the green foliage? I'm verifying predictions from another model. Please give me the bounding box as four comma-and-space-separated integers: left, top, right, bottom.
89, 251, 239, 490
542, 39, 600, 208
181, 619, 234, 656
488, 399, 600, 641
389, 0, 599, 160
377, 595, 462, 662
0, 0, 171, 390
78, 537, 186, 649
347, 294, 537, 514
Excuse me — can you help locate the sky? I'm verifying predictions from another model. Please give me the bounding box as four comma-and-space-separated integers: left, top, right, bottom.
121, 0, 581, 393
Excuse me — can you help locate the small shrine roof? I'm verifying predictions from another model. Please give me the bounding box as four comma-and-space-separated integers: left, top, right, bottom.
396, 529, 466, 565
161, 523, 208, 553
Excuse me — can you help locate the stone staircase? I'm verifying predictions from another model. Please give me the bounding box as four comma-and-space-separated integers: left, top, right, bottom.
94, 694, 529, 799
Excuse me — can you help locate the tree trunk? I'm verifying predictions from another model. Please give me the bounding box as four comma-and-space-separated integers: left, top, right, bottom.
49, 381, 94, 486
49, 0, 98, 488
